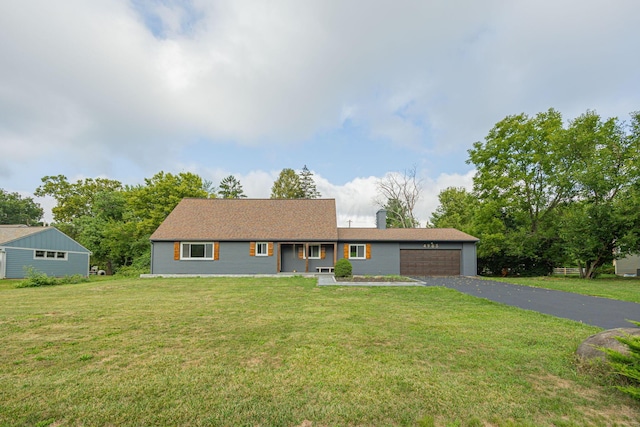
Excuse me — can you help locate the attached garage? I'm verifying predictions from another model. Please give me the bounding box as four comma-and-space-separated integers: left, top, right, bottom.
400, 249, 461, 276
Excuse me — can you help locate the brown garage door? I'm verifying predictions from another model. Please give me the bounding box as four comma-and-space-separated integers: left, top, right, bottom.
400, 249, 461, 276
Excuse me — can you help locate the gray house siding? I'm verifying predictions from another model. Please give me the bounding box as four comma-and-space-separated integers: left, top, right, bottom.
1, 228, 91, 279
461, 242, 477, 276
151, 241, 279, 275
3, 247, 89, 279
152, 242, 336, 274
7, 228, 88, 252
338, 242, 401, 276
338, 241, 477, 276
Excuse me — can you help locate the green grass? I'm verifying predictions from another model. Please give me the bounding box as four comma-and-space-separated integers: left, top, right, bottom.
487, 275, 640, 303
1, 276, 638, 426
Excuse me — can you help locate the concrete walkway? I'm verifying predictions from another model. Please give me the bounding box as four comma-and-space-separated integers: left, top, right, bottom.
317, 274, 427, 287
320, 275, 640, 330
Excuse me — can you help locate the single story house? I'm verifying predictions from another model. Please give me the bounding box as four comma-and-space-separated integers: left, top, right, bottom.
0, 225, 91, 279
149, 198, 478, 276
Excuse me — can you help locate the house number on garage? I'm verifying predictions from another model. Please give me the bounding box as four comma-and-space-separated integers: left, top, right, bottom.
423, 242, 439, 249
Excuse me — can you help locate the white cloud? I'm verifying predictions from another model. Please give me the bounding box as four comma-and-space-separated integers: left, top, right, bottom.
191, 166, 473, 228
1, 0, 639, 197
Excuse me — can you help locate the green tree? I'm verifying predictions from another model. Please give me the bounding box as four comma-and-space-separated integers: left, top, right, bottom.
464, 108, 640, 277
468, 109, 572, 234
217, 175, 247, 199
299, 165, 321, 199
73, 190, 130, 274
127, 171, 214, 237
384, 198, 419, 228
558, 111, 640, 278
34, 175, 123, 225
467, 109, 573, 275
270, 168, 304, 199
0, 189, 44, 225
429, 187, 477, 231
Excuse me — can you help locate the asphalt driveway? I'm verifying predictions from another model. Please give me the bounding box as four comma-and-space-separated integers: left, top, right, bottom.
419, 276, 640, 330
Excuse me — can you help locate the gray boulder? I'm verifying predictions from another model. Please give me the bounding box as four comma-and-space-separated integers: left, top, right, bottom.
577, 328, 640, 361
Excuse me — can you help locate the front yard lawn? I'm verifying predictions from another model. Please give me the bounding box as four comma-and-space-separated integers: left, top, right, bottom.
0, 276, 638, 426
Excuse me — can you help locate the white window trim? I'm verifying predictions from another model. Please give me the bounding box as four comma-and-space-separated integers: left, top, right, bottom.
180, 242, 214, 260
256, 242, 268, 257
34, 250, 68, 261
307, 244, 321, 259
348, 244, 367, 260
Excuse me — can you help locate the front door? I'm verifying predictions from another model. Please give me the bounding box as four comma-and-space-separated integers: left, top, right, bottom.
280, 244, 307, 273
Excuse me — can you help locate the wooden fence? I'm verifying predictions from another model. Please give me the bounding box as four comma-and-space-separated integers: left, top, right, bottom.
552, 267, 581, 275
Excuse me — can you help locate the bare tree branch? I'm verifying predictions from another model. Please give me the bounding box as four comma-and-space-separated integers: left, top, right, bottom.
375, 166, 422, 228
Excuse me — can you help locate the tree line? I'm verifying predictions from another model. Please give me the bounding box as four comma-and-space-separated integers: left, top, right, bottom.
431, 109, 640, 278
0, 166, 322, 275
3, 109, 639, 278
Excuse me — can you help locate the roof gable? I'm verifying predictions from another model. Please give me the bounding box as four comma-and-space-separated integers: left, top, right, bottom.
150, 198, 339, 241
0, 225, 91, 252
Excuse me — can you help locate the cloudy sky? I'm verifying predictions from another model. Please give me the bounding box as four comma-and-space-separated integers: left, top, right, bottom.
1, 0, 639, 227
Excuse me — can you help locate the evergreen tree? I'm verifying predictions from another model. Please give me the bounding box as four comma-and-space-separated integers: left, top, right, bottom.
299, 165, 321, 199
217, 175, 247, 199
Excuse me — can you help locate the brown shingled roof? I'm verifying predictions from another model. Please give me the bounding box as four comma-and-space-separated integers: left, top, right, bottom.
338, 227, 478, 242
150, 198, 339, 241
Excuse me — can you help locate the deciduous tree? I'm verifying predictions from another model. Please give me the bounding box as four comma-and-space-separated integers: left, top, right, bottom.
376, 167, 421, 228
559, 111, 640, 278
0, 189, 44, 225
127, 171, 213, 237
34, 175, 123, 225
270, 168, 304, 199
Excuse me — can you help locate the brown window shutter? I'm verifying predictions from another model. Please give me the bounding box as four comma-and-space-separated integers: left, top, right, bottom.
249, 242, 256, 256
344, 244, 349, 259
298, 246, 304, 259
174, 242, 180, 260
268, 242, 274, 256
366, 244, 372, 259
321, 246, 326, 259
214, 242, 220, 260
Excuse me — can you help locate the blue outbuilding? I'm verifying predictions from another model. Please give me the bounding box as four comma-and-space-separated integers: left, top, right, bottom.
0, 225, 91, 279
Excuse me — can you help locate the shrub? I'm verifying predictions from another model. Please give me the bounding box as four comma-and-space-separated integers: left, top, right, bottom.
16, 267, 89, 288
334, 258, 352, 278
603, 320, 640, 400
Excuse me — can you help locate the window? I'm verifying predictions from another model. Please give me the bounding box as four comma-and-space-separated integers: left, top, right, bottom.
349, 244, 366, 260
34, 250, 67, 260
256, 242, 268, 256
181, 242, 214, 260
308, 245, 321, 259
